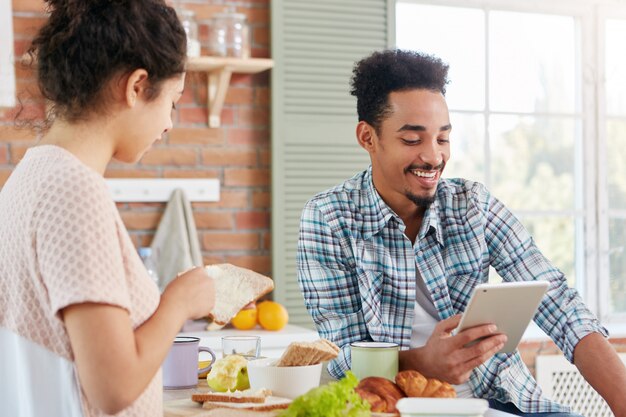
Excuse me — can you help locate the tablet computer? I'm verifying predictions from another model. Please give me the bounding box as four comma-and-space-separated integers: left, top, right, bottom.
454, 281, 549, 354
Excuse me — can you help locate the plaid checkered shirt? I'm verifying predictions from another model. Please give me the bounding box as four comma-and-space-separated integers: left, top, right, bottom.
296, 167, 607, 413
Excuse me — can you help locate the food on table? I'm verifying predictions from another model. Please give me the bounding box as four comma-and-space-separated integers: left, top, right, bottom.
192, 388, 272, 404
355, 376, 405, 413
230, 304, 258, 330
395, 370, 456, 398
257, 300, 289, 331
205, 263, 274, 331
201, 410, 278, 417
192, 388, 292, 411
355, 370, 457, 413
202, 396, 291, 411
198, 359, 213, 378
279, 371, 369, 417
276, 339, 339, 367
206, 354, 250, 392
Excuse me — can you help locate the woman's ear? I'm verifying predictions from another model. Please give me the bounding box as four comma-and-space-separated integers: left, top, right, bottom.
356, 121, 378, 152
124, 69, 149, 107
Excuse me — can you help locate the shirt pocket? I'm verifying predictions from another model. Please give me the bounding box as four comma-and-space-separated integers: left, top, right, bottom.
359, 269, 386, 341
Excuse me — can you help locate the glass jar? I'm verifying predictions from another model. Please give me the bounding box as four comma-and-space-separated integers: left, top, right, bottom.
208, 9, 250, 58
178, 9, 201, 57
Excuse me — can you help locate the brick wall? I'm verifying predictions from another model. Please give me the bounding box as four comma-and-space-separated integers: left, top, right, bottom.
1, 0, 272, 277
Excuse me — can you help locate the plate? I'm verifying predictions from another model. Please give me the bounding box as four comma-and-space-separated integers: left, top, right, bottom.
396, 398, 489, 416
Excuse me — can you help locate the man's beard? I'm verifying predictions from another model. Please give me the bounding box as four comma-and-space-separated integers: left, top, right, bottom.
402, 162, 444, 208
405, 190, 436, 208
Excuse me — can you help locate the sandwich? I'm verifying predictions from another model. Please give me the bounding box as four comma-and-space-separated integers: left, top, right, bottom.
192, 389, 272, 404
192, 389, 291, 411
205, 264, 275, 330
201, 411, 277, 417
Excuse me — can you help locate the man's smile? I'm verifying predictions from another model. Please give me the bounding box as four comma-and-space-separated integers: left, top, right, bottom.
409, 169, 438, 178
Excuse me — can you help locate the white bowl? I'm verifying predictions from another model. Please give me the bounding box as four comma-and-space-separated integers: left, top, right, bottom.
247, 357, 322, 399
396, 398, 489, 417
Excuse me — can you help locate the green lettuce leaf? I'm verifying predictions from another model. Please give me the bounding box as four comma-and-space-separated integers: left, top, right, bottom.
279, 371, 371, 417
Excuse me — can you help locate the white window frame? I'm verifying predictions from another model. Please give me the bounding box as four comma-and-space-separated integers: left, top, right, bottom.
393, 0, 626, 327
597, 4, 626, 324
0, 0, 16, 108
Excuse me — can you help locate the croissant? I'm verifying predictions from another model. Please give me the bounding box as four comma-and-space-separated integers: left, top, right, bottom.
354, 387, 386, 413
395, 370, 456, 398
355, 377, 405, 413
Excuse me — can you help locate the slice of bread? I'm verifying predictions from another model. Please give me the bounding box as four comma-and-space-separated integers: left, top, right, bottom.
276, 339, 340, 367
202, 396, 292, 411
204, 410, 278, 417
192, 389, 272, 404
205, 264, 274, 326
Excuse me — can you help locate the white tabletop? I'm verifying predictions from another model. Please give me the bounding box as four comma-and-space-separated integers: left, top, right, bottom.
179, 323, 320, 358
485, 408, 518, 417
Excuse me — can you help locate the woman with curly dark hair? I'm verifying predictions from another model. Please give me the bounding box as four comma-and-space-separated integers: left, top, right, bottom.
0, 1, 216, 415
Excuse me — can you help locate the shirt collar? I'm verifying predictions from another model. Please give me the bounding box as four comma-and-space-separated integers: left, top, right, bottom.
361, 167, 397, 239
420, 196, 444, 245
363, 166, 444, 246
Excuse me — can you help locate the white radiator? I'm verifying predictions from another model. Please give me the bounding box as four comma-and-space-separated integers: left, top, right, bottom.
536, 353, 626, 417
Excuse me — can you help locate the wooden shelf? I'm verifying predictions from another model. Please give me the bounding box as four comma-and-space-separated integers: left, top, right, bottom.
185, 56, 273, 127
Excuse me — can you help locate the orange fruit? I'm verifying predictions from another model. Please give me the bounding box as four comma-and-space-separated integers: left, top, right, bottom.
231, 306, 258, 330
257, 301, 289, 331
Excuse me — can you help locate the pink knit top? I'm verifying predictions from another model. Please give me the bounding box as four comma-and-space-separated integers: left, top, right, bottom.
0, 145, 162, 416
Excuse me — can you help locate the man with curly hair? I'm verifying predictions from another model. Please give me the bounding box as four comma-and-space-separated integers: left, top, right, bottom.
296, 49, 626, 416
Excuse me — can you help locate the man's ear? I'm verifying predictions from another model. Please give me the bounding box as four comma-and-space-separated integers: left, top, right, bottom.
356, 121, 378, 152
124, 69, 150, 108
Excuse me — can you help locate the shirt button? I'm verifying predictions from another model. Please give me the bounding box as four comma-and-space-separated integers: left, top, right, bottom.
417, 250, 424, 257
434, 287, 441, 294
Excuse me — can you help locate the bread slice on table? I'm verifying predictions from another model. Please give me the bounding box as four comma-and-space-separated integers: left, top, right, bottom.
201, 396, 291, 411
204, 410, 278, 417
205, 264, 274, 329
192, 389, 272, 404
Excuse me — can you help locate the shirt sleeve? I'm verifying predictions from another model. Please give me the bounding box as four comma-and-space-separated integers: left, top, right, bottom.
35, 169, 131, 317
484, 193, 607, 362
296, 199, 370, 379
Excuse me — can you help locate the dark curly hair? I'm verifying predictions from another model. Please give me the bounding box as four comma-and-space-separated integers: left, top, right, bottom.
29, 0, 187, 123
350, 49, 449, 132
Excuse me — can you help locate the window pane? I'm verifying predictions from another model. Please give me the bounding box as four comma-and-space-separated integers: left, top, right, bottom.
490, 115, 578, 211
608, 218, 626, 315
606, 19, 626, 116
444, 113, 485, 183
519, 216, 576, 288
396, 2, 485, 111
489, 11, 578, 114
606, 119, 626, 209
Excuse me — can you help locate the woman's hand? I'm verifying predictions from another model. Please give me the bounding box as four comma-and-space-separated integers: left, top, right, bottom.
64, 266, 216, 414
162, 266, 215, 320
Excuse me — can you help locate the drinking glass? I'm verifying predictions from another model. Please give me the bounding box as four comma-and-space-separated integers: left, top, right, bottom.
222, 335, 261, 359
